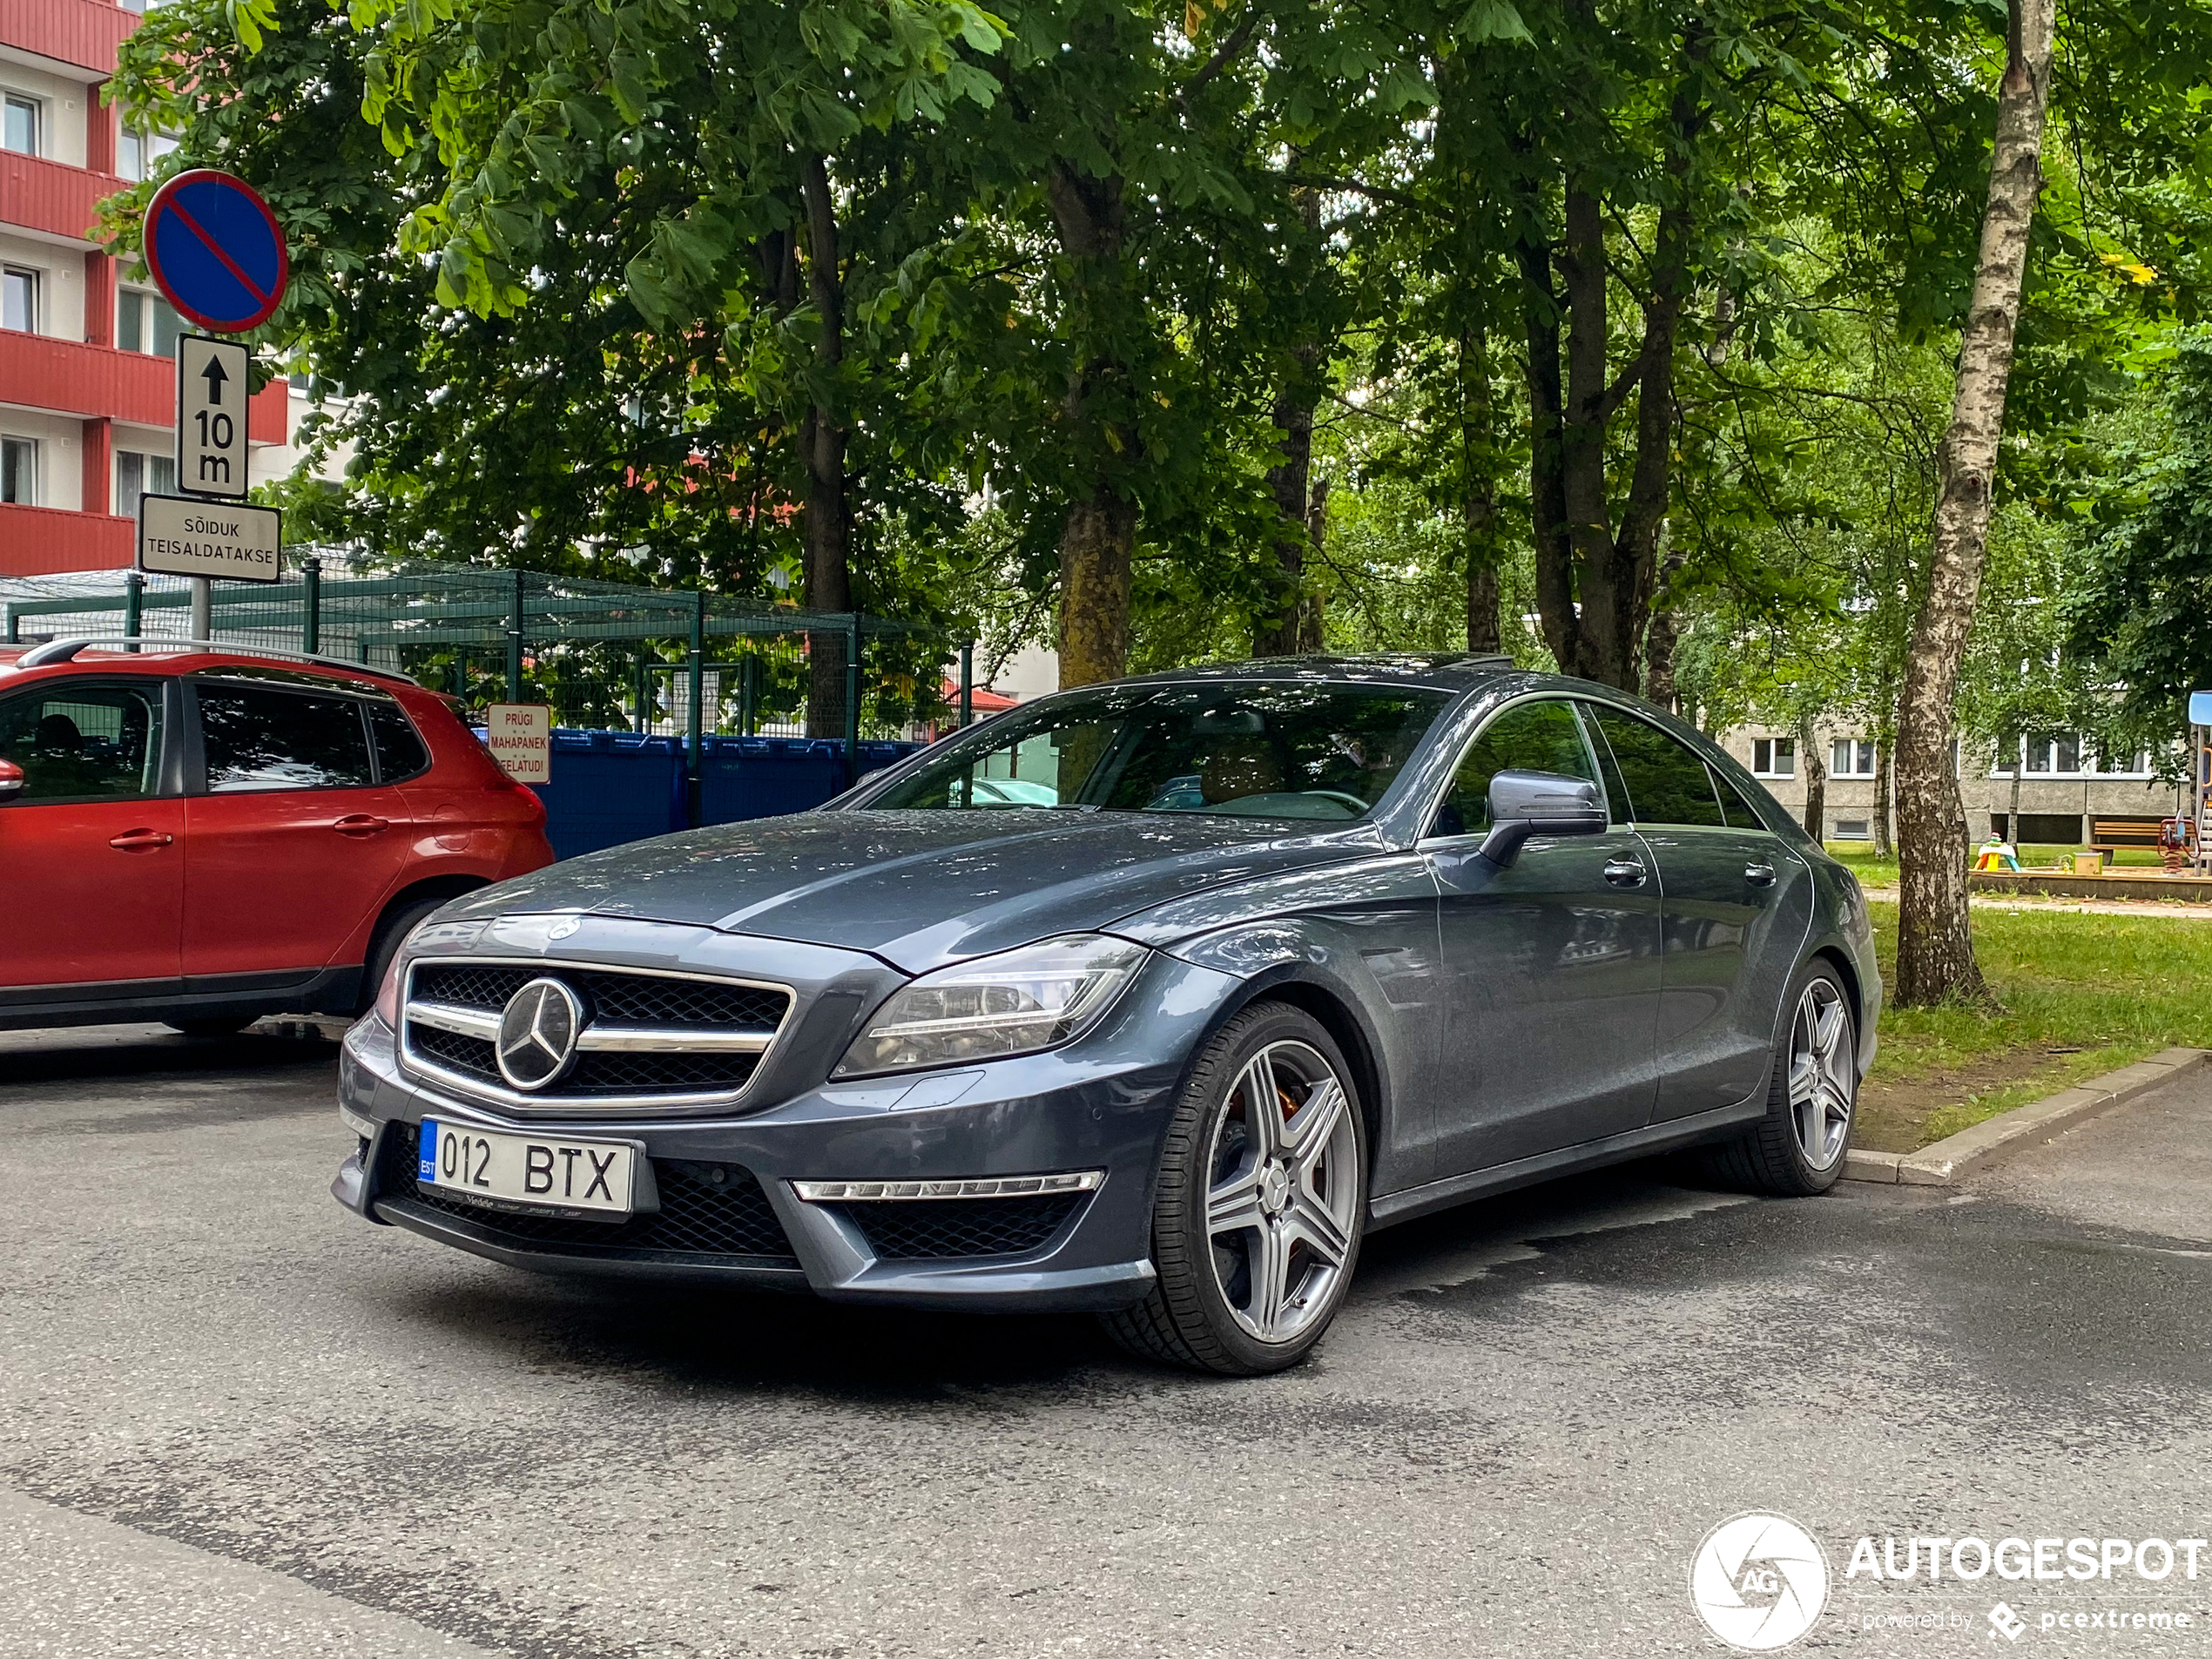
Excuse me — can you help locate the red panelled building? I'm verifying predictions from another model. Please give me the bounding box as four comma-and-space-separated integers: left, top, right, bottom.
1, 0, 288, 576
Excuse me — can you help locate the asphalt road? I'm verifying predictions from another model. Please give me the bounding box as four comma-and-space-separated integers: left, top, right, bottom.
3, 1022, 2208, 1658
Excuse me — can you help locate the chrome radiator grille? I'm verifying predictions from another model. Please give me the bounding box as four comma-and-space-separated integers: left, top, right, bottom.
399, 958, 792, 1112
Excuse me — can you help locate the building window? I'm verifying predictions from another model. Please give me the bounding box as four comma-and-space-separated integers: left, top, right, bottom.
115, 450, 177, 517
118, 289, 181, 357
2, 266, 37, 334
1993, 732, 2151, 780
1751, 737, 1796, 778
2, 94, 39, 158
115, 122, 177, 183
1831, 817, 1871, 840
1831, 738, 1877, 778
1, 436, 37, 506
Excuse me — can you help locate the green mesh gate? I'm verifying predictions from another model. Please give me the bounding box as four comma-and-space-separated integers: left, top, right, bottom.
2, 550, 950, 765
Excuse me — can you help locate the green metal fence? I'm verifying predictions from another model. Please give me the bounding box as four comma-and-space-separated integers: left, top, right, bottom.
2, 550, 959, 779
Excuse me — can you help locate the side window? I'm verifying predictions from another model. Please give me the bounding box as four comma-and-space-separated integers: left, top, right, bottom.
368, 701, 431, 783
197, 683, 374, 792
0, 681, 165, 803
1711, 766, 1770, 832
1584, 705, 1725, 828
1431, 698, 1599, 838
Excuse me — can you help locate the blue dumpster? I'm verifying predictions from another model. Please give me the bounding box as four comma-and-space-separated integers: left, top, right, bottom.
695, 736, 924, 826
481, 727, 925, 854
525, 729, 687, 860
696, 736, 846, 825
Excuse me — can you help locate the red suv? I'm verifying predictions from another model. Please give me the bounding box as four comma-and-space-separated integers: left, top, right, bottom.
0, 639, 554, 1036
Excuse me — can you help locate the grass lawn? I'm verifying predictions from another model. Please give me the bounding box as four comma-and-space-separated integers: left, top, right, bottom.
1853, 898, 2212, 1151
1824, 841, 2167, 890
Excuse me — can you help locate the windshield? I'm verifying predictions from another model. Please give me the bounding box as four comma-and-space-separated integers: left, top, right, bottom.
870, 680, 1453, 822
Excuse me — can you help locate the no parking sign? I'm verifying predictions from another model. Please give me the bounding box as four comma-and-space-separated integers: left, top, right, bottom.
142, 169, 288, 334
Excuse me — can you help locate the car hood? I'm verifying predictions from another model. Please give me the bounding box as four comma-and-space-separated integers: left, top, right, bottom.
448, 810, 1385, 974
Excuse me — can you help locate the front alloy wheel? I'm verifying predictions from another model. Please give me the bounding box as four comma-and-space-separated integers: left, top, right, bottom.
1104, 1002, 1366, 1374
1204, 1039, 1361, 1344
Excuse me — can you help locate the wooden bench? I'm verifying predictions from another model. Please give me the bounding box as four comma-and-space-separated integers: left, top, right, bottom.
2089, 816, 2167, 852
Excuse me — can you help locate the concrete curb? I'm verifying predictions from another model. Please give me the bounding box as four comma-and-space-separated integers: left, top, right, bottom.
1842, 1048, 2209, 1187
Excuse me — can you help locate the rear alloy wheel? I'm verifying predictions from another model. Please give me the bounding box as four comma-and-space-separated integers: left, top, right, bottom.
1703, 961, 1857, 1196
1103, 1003, 1366, 1374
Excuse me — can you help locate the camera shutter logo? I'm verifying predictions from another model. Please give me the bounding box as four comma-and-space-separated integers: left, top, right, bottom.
1689, 1513, 1830, 1651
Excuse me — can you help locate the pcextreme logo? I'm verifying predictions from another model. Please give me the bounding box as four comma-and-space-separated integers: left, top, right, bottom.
1689, 1512, 1831, 1652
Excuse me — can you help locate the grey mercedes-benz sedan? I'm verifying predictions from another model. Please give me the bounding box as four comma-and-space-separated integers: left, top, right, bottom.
334, 655, 1879, 1374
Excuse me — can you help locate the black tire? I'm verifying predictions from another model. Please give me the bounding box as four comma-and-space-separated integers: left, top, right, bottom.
1102, 1001, 1367, 1376
1702, 960, 1858, 1196
357, 892, 461, 1015
164, 1017, 253, 1040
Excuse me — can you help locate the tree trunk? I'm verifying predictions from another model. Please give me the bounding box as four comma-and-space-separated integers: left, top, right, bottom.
1516, 33, 1703, 692
1893, 0, 2055, 1006
1467, 553, 1501, 656
798, 152, 851, 738
1298, 478, 1329, 652
1516, 236, 1581, 677
1058, 489, 1137, 688
1871, 724, 1895, 859
1255, 382, 1315, 658
1046, 158, 1136, 689
1462, 327, 1503, 658
1255, 185, 1322, 659
1642, 548, 1686, 709
2008, 743, 2023, 839
1799, 714, 1826, 842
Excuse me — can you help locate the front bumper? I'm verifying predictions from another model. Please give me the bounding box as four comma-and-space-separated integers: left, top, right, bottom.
334, 950, 1243, 1313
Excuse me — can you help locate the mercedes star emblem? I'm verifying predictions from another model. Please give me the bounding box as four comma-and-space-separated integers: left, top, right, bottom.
548, 915, 582, 941
495, 977, 584, 1090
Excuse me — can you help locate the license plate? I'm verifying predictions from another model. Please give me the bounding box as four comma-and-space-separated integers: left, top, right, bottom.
418, 1118, 639, 1217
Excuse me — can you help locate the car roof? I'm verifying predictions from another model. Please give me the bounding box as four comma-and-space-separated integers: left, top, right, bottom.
1103, 652, 1518, 692
0, 642, 416, 699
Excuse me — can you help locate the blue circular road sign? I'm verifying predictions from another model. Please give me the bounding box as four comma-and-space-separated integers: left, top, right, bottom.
143, 169, 289, 334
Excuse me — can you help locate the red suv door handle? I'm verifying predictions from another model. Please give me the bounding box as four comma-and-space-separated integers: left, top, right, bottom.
108, 829, 174, 851
332, 814, 389, 838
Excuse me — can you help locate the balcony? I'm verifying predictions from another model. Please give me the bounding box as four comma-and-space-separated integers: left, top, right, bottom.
0, 502, 133, 575
0, 332, 287, 442
0, 0, 138, 77
1, 150, 126, 245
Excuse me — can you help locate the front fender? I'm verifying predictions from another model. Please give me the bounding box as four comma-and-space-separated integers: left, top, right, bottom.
1139, 908, 1440, 1198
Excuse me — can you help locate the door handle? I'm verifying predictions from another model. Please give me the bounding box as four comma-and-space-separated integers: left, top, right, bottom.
332, 814, 389, 838
108, 829, 174, 851
1602, 857, 1647, 888
1745, 862, 1777, 887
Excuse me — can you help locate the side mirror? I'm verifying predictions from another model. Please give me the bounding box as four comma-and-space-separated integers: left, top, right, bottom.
0, 759, 21, 800
1478, 769, 1605, 867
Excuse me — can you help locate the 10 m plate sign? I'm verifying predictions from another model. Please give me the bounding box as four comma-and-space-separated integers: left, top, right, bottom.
176, 336, 250, 500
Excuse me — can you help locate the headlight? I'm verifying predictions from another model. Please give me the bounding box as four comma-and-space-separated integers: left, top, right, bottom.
834, 934, 1149, 1077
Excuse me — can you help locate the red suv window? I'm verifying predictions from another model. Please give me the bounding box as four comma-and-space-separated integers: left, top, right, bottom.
198, 681, 376, 792
368, 700, 431, 783
0, 680, 167, 804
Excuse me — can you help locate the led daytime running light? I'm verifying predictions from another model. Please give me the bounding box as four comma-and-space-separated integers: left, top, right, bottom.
794, 1171, 1103, 1202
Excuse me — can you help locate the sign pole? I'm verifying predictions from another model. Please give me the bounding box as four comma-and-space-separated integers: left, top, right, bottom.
190, 577, 212, 640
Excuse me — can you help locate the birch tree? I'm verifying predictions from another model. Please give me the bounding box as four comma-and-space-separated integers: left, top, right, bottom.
1891, 0, 2058, 1006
